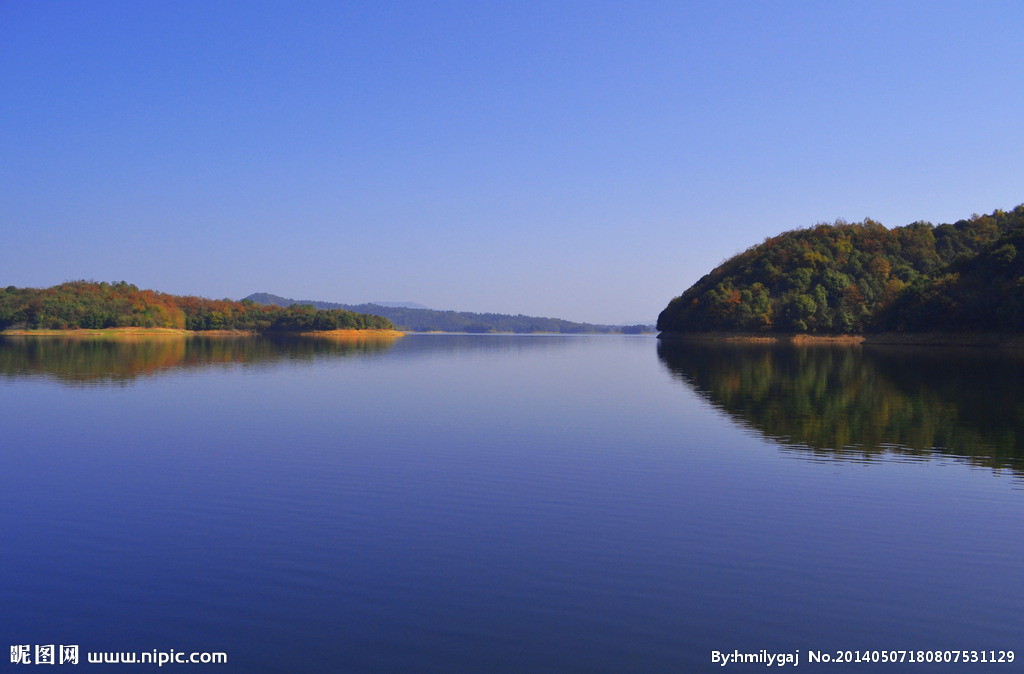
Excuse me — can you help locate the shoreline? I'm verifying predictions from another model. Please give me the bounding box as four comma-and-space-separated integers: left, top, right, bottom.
1, 327, 405, 339
295, 329, 405, 339
657, 331, 1024, 348
656, 331, 865, 345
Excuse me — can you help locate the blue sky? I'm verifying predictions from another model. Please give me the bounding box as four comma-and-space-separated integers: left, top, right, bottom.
3, 1, 1022, 324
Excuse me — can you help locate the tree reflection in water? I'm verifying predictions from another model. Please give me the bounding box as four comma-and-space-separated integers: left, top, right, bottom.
0, 333, 400, 386
657, 340, 1024, 475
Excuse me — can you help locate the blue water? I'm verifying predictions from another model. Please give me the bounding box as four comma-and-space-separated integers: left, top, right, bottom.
2, 334, 1022, 671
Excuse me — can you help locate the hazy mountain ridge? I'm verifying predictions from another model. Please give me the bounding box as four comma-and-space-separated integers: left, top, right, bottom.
245, 293, 653, 334
371, 301, 430, 309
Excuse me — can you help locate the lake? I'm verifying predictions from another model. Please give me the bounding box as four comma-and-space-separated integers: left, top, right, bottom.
2, 334, 1022, 671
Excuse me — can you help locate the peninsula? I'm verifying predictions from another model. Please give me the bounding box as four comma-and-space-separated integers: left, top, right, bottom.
657, 204, 1024, 343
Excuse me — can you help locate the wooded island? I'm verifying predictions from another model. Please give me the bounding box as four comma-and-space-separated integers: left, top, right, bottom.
0, 281, 396, 334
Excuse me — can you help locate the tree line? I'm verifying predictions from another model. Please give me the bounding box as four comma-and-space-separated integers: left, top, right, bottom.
0, 281, 394, 332
657, 204, 1024, 334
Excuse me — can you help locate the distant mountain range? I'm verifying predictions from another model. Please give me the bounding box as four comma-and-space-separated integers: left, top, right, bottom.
244, 293, 654, 334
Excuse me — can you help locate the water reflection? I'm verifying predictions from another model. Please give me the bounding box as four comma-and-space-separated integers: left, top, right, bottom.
657, 341, 1024, 474
0, 333, 401, 385
0, 333, 596, 386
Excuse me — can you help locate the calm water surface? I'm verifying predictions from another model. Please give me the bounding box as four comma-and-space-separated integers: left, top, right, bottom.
2, 334, 1022, 672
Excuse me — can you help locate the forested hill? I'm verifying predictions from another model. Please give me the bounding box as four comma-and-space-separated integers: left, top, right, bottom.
0, 282, 394, 332
246, 293, 651, 334
657, 204, 1024, 335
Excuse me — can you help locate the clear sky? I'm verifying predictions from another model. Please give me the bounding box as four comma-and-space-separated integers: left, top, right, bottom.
3, 1, 1022, 324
